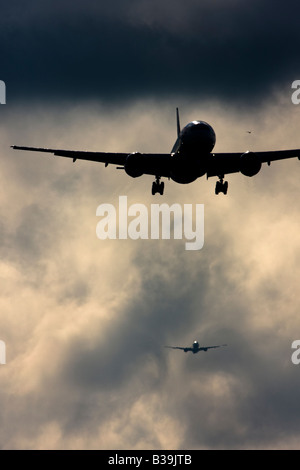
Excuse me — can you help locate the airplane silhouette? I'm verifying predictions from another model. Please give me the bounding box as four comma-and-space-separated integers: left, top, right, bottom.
165, 340, 227, 354
11, 108, 300, 195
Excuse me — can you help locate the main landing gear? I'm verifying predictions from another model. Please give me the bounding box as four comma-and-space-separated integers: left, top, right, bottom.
152, 176, 165, 195
215, 175, 228, 195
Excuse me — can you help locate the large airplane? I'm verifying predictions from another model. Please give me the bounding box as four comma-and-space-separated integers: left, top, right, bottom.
165, 340, 227, 354
11, 108, 300, 195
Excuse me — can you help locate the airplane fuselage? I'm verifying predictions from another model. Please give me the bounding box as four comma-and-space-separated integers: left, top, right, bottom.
192, 340, 200, 353
170, 121, 216, 184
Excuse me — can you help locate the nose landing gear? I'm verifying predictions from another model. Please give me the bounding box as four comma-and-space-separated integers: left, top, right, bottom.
152, 176, 165, 195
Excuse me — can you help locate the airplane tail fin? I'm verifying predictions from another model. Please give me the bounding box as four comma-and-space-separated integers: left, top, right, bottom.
176, 108, 181, 137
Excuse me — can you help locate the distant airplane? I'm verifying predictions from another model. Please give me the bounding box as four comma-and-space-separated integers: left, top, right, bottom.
11, 109, 300, 195
165, 340, 227, 354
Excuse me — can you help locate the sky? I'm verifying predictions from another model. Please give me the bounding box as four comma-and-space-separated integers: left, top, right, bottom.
1, 0, 300, 450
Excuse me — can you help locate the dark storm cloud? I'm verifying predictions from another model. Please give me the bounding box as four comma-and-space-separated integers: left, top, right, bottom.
2, 0, 300, 104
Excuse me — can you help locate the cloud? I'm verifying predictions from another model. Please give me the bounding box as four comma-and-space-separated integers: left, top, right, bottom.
0, 94, 300, 449
2, 1, 300, 104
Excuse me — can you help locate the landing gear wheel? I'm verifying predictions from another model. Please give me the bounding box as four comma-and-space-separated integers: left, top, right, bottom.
215, 178, 228, 195
152, 182, 157, 195
151, 177, 164, 195
159, 182, 164, 195
223, 181, 228, 195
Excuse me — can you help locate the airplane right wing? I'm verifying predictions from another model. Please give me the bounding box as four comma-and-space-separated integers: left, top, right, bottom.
11, 145, 172, 178
164, 346, 192, 352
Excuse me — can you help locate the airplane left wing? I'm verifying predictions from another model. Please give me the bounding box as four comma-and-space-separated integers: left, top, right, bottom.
255, 149, 300, 163
199, 344, 227, 351
207, 149, 300, 178
11, 146, 172, 178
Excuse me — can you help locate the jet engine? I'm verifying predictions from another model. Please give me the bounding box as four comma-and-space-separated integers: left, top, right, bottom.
124, 152, 144, 178
239, 151, 262, 177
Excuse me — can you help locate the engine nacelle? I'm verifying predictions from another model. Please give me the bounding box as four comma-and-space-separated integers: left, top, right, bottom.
124, 152, 144, 178
240, 151, 262, 177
